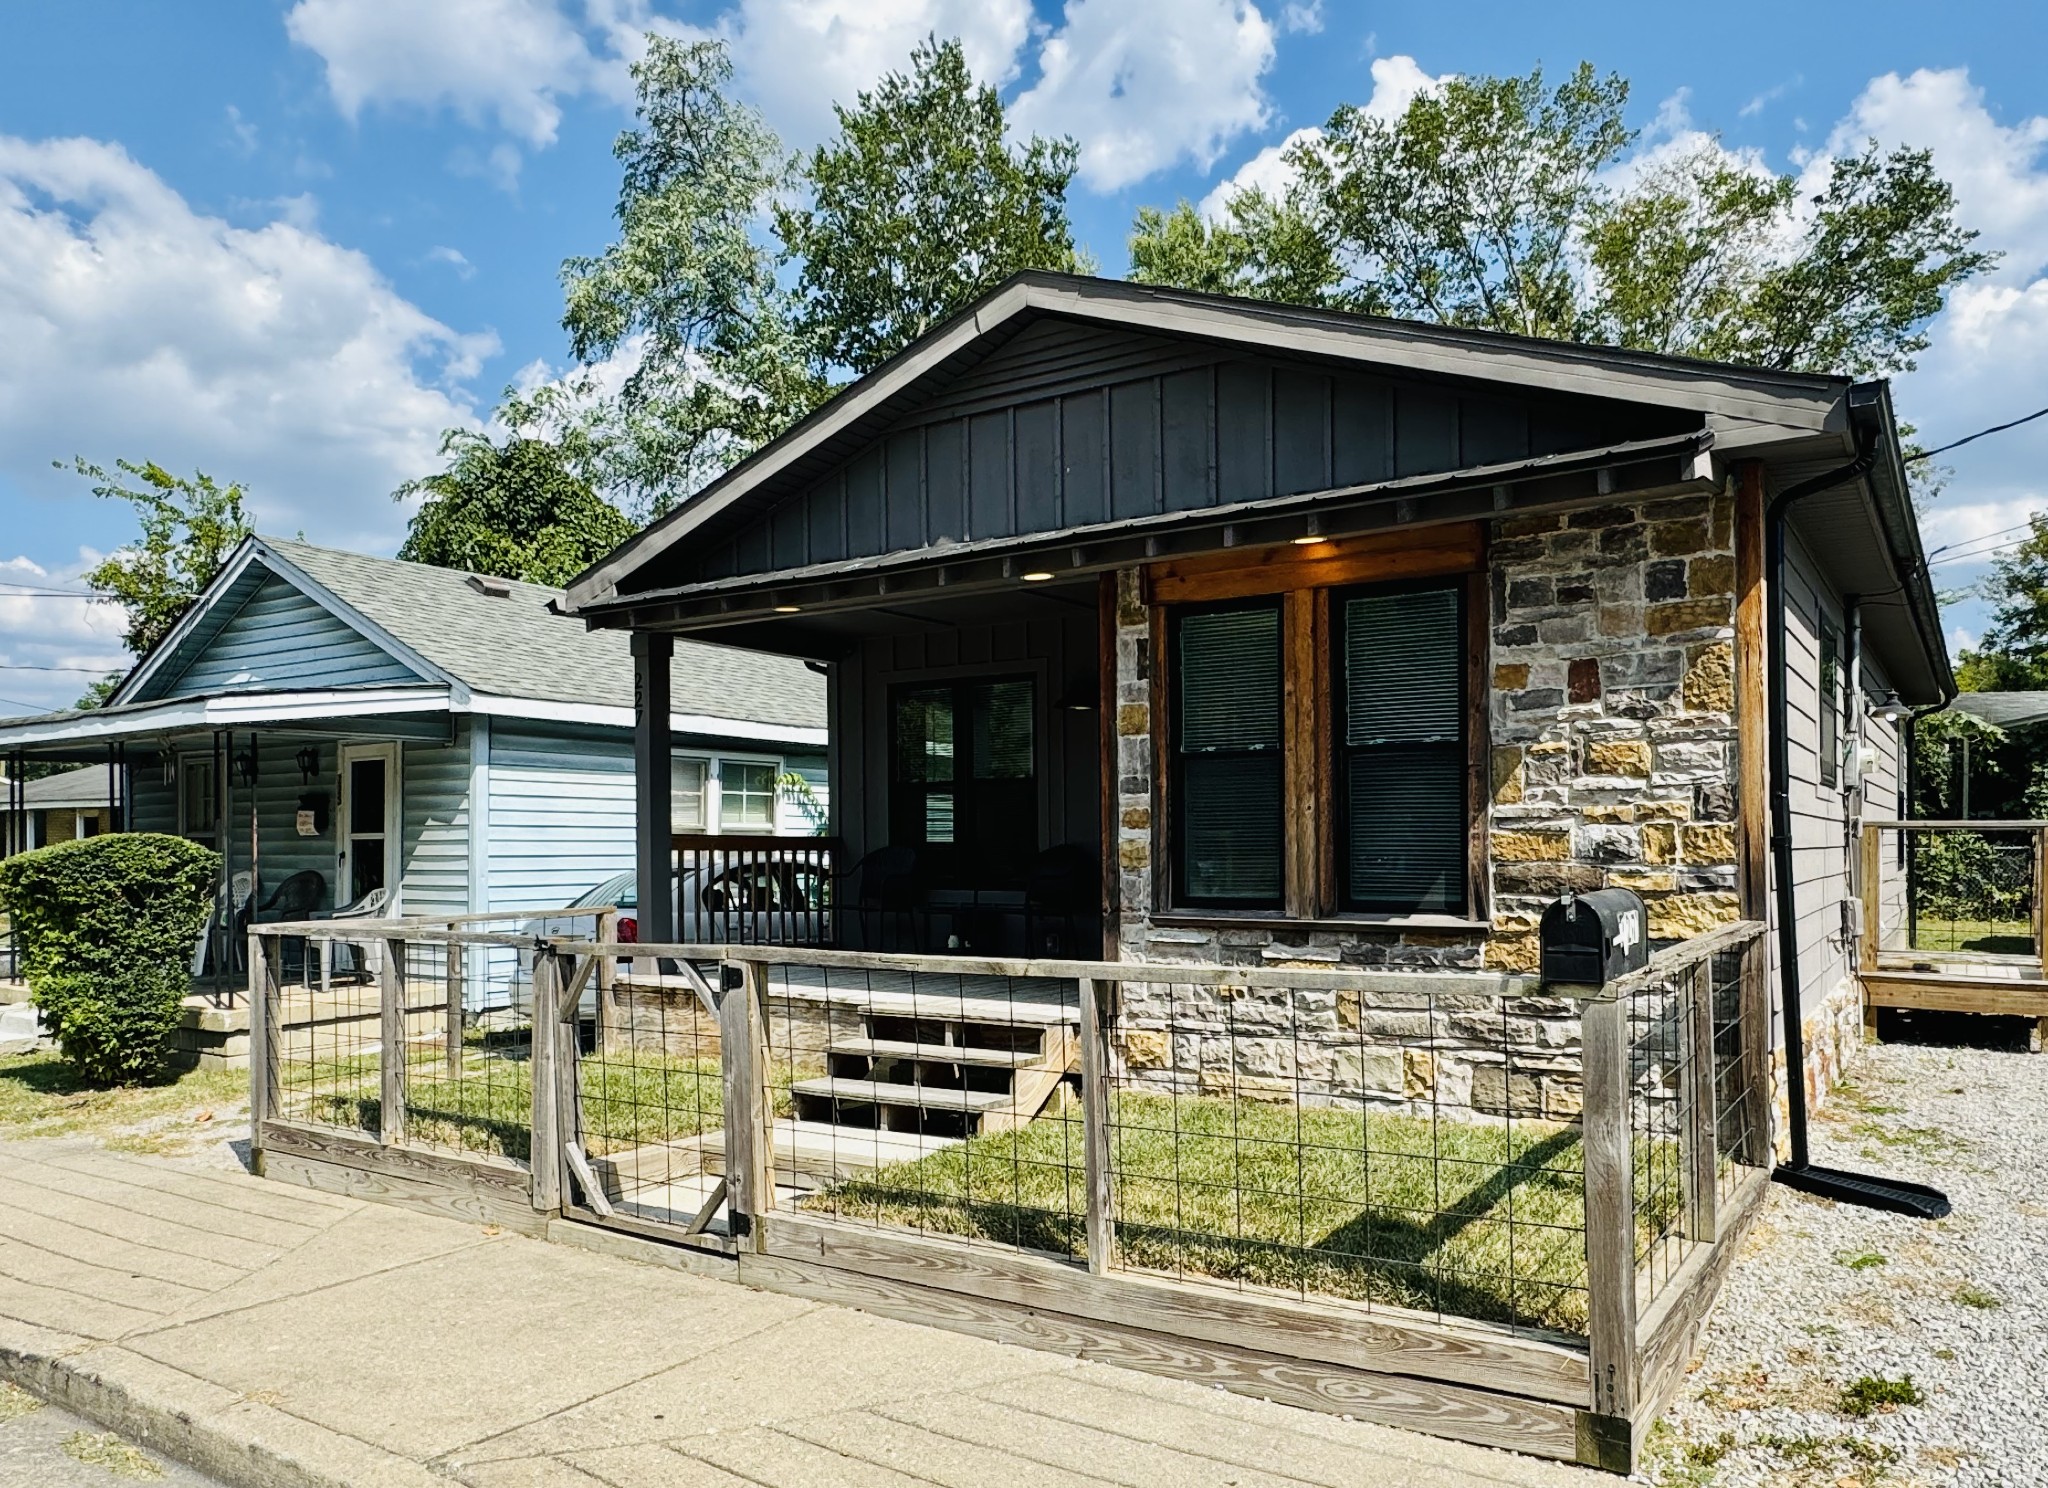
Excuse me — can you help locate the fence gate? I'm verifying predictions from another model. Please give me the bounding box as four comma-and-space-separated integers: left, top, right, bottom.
537, 944, 753, 1254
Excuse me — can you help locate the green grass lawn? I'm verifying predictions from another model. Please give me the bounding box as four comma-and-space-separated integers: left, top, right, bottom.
0, 1049, 246, 1154
1908, 916, 2034, 955
281, 1039, 757, 1164
810, 1091, 1623, 1335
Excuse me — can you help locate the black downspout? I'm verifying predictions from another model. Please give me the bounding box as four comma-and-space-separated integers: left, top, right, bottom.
1767, 448, 1950, 1217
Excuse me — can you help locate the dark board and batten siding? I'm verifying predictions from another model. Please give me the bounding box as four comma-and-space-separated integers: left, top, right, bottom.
688, 320, 1693, 585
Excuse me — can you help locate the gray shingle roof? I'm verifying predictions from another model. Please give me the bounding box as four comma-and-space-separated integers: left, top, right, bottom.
1949, 691, 2048, 731
265, 539, 824, 729
8, 764, 113, 809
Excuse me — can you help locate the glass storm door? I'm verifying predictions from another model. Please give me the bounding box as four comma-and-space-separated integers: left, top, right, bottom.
337, 743, 399, 911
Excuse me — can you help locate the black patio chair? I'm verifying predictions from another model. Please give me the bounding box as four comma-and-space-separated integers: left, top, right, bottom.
843, 846, 926, 951
1024, 844, 1099, 958
255, 871, 328, 978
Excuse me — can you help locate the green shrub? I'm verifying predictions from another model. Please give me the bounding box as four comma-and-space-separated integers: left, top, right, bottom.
0, 834, 219, 1084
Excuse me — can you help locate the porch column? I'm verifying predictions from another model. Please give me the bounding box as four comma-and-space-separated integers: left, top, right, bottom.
632, 632, 674, 945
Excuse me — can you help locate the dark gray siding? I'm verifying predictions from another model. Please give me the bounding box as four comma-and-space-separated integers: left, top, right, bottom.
685, 321, 1689, 584
828, 609, 1101, 907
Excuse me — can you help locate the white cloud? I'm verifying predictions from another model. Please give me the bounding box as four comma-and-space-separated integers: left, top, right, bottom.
426, 245, 477, 279
1197, 55, 1442, 220
286, 0, 611, 147
713, 0, 1033, 153
1811, 70, 2048, 655
0, 554, 128, 714
1278, 0, 1322, 33
0, 135, 493, 560
1012, 0, 1278, 192
1738, 76, 1800, 120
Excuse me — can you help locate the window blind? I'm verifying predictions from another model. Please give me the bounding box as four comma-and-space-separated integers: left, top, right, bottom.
1176, 605, 1284, 905
1340, 587, 1464, 913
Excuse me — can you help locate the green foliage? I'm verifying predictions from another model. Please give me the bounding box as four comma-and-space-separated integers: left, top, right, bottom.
1132, 62, 1990, 376
1961, 512, 2048, 691
395, 418, 635, 586
1839, 1373, 1923, 1417
60, 457, 254, 658
0, 834, 219, 1085
559, 36, 824, 517
775, 37, 1082, 376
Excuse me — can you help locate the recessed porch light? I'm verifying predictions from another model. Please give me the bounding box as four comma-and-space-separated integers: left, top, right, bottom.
1291, 535, 1331, 546
772, 604, 802, 613
1021, 570, 1056, 582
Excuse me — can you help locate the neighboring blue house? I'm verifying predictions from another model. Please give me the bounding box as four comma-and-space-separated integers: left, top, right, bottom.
0, 537, 828, 988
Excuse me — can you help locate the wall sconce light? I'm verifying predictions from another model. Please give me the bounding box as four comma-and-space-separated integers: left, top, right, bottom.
295, 746, 320, 784
1867, 691, 1909, 723
231, 741, 259, 788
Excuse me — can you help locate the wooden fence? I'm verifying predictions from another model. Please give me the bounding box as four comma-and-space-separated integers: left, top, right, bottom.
247, 918, 1772, 1474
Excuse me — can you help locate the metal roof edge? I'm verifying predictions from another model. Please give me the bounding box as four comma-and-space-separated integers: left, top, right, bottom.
1847, 382, 1955, 705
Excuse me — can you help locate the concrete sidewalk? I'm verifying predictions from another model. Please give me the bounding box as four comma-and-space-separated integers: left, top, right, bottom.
0, 1137, 1599, 1488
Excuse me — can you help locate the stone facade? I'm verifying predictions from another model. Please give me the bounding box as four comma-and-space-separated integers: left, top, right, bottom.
1107, 490, 1748, 1116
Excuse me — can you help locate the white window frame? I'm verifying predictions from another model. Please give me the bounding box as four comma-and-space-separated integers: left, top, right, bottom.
670, 753, 712, 834
711, 754, 784, 835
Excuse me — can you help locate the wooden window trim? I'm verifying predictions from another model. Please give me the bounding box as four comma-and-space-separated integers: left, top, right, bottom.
1147, 529, 1490, 923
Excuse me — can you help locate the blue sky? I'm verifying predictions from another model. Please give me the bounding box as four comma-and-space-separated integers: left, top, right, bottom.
4, 0, 2048, 712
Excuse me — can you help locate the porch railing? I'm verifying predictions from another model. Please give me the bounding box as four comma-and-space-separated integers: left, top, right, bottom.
1860, 819, 2048, 962
670, 833, 836, 946
247, 916, 1772, 1474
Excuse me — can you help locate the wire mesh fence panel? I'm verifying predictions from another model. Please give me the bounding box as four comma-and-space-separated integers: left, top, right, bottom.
567, 955, 728, 1227
776, 961, 1088, 1261
1105, 977, 1590, 1338
270, 932, 387, 1138
399, 937, 534, 1164
1708, 943, 1767, 1203
1900, 826, 2038, 956
1624, 964, 1702, 1308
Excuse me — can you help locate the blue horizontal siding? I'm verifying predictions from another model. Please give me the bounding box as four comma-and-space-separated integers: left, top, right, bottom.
486, 721, 635, 912
400, 725, 471, 921
164, 574, 418, 696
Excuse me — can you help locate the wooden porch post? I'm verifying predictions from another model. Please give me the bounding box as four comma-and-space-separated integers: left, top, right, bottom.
632, 633, 675, 945
530, 950, 562, 1214
248, 929, 274, 1174
1732, 463, 1770, 923
379, 935, 406, 1146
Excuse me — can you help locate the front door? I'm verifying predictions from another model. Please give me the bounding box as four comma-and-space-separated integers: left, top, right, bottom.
337, 743, 400, 913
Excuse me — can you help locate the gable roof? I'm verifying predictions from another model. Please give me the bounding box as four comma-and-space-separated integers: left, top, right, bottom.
58, 537, 821, 735
1949, 691, 2048, 730
564, 271, 1853, 612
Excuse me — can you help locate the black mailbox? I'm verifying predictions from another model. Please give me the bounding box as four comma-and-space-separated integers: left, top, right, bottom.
1539, 889, 1649, 987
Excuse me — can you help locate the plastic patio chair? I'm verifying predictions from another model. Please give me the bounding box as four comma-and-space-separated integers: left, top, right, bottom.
319, 884, 391, 991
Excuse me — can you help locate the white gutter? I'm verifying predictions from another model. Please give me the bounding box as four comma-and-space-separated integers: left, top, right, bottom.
0, 686, 452, 747
463, 694, 828, 748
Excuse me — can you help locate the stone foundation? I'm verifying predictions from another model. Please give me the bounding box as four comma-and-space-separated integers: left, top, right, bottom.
1772, 976, 1866, 1160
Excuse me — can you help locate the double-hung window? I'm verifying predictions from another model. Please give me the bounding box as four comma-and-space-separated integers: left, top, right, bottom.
1163, 565, 1474, 920
1172, 604, 1285, 907
1336, 584, 1467, 914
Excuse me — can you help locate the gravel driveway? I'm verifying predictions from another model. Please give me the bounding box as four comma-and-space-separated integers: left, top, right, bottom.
1640, 1021, 2048, 1487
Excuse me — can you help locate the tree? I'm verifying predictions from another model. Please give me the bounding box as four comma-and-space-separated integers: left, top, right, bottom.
1957, 514, 2048, 692
775, 36, 1082, 376
395, 412, 635, 587
560, 37, 822, 518
61, 458, 253, 658
1132, 63, 1991, 377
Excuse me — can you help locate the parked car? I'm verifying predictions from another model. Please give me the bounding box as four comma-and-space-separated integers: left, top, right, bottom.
505, 854, 828, 1016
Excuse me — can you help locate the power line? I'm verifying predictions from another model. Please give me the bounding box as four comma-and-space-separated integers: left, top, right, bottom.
1906, 404, 2048, 463
0, 663, 117, 674
1926, 520, 2037, 560
0, 590, 102, 599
